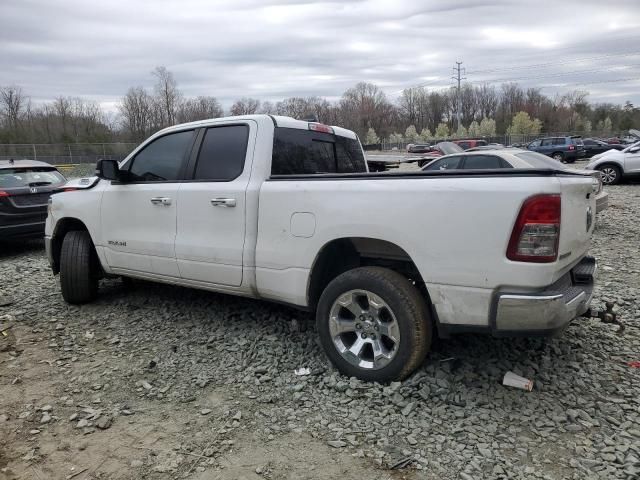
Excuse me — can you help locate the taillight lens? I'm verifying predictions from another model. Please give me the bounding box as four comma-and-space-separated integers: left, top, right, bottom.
308, 122, 334, 134
62, 187, 78, 192
507, 194, 561, 263
0, 191, 9, 197
568, 144, 575, 151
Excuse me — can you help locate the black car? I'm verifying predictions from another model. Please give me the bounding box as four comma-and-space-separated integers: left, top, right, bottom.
407, 144, 432, 154
582, 138, 625, 158
0, 159, 67, 240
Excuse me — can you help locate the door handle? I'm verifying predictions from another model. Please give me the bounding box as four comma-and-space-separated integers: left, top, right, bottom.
150, 197, 172, 206
210, 198, 236, 207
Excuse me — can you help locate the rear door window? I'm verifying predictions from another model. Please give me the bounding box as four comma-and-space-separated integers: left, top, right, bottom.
193, 125, 249, 181
423, 155, 463, 170
553, 137, 566, 145
271, 127, 366, 175
541, 139, 554, 146
461, 155, 509, 169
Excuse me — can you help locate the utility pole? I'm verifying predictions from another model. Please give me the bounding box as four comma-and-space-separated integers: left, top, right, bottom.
451, 61, 466, 133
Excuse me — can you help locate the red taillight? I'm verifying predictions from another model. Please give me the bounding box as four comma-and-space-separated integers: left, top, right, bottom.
0, 190, 9, 197
62, 187, 78, 192
507, 194, 561, 263
568, 144, 575, 151
308, 122, 334, 134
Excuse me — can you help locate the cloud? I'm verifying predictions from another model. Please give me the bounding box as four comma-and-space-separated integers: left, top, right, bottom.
0, 0, 638, 110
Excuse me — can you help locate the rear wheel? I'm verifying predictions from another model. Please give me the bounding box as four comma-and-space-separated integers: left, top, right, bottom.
316, 267, 432, 382
598, 164, 621, 185
552, 152, 564, 162
59, 230, 99, 304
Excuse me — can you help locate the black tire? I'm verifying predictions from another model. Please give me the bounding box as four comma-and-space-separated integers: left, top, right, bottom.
597, 164, 622, 185
316, 267, 432, 382
59, 230, 99, 304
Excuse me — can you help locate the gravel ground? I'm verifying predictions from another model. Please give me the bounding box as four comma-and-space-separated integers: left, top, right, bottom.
0, 179, 639, 479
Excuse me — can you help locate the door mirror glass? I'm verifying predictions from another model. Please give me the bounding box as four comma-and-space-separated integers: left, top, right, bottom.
96, 159, 121, 181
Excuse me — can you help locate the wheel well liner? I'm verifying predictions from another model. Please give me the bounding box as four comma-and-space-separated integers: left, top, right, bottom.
307, 237, 428, 310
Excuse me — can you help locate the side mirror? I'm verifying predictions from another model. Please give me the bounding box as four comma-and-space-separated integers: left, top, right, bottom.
96, 159, 121, 181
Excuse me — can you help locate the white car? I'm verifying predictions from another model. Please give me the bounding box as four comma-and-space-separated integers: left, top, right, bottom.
421, 149, 608, 212
586, 141, 640, 185
45, 115, 598, 382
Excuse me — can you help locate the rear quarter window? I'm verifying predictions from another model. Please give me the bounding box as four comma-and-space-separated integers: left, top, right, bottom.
271, 127, 366, 175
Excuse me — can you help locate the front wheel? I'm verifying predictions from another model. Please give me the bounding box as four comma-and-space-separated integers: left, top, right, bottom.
598, 165, 621, 185
59, 230, 99, 304
316, 267, 432, 382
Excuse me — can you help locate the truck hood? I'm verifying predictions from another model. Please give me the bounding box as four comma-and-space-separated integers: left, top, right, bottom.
63, 176, 100, 190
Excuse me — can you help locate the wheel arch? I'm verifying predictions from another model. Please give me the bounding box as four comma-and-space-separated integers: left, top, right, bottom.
307, 237, 431, 312
50, 217, 93, 274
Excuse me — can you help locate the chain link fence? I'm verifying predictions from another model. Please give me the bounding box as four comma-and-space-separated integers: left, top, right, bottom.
0, 143, 138, 165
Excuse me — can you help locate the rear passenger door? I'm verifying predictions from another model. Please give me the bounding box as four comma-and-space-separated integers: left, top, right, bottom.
174, 122, 256, 287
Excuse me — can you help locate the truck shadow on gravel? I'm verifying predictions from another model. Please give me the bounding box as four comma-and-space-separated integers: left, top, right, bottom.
0, 239, 45, 260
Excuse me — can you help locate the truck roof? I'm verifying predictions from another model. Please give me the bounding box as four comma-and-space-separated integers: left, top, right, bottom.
155, 114, 358, 140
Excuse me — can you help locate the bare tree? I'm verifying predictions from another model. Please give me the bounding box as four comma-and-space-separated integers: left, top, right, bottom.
152, 66, 182, 127
177, 96, 223, 123
0, 85, 26, 131
230, 97, 261, 116
118, 87, 153, 141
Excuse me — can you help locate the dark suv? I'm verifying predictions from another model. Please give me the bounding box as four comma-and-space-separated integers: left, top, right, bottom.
526, 136, 586, 163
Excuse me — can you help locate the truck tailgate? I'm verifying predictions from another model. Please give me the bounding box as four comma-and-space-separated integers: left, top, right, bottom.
555, 175, 596, 276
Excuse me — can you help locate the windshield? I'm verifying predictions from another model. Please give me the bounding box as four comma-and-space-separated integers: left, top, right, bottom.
623, 141, 640, 153
437, 142, 464, 155
514, 151, 568, 169
0, 167, 66, 189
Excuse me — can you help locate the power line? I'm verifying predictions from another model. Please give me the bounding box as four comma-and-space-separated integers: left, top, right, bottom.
467, 51, 640, 76
475, 63, 640, 85
540, 76, 640, 88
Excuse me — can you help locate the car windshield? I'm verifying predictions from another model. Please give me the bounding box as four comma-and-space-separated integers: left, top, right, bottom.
436, 142, 464, 155
0, 167, 66, 188
623, 141, 640, 153
514, 151, 567, 169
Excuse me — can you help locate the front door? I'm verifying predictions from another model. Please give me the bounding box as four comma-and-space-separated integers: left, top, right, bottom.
175, 122, 255, 286
624, 147, 640, 174
101, 129, 196, 277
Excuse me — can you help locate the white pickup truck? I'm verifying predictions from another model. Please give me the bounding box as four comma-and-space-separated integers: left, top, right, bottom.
45, 115, 598, 382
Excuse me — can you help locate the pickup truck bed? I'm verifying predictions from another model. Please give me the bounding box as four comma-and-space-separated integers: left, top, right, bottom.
45, 114, 598, 382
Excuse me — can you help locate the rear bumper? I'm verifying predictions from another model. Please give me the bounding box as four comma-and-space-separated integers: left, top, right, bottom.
492, 256, 596, 336
0, 221, 45, 240
595, 191, 609, 213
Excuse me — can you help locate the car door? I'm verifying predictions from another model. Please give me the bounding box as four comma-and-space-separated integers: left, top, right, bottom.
422, 155, 463, 170
100, 129, 196, 277
624, 145, 640, 173
174, 122, 256, 287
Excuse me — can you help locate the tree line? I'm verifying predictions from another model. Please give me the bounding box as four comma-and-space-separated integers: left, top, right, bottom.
1, 65, 638, 145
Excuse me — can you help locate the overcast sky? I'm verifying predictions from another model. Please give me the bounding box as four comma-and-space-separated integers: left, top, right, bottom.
2, 0, 639, 112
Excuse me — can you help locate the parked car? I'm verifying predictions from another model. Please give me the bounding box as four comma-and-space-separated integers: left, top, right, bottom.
453, 139, 487, 150
1, 159, 68, 240
46, 115, 598, 382
407, 144, 432, 154
586, 140, 640, 185
527, 136, 586, 163
422, 149, 608, 213
414, 141, 464, 167
582, 138, 625, 158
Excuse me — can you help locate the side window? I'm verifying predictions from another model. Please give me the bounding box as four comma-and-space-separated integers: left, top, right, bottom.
584, 139, 595, 146
553, 137, 566, 145
194, 125, 249, 181
424, 155, 462, 170
529, 140, 541, 148
128, 130, 194, 181
541, 139, 553, 146
462, 155, 505, 169
271, 127, 366, 175
458, 141, 470, 150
